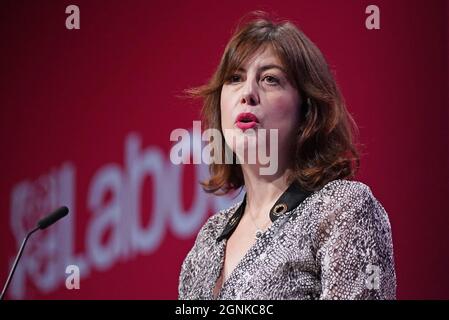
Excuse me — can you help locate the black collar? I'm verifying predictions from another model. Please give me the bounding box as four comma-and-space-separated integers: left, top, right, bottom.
216, 182, 312, 242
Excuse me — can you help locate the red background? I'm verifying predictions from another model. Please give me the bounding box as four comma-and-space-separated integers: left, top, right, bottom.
0, 0, 448, 299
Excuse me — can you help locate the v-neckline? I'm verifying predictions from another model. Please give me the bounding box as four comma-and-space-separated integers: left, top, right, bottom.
211, 182, 313, 299
212, 214, 278, 299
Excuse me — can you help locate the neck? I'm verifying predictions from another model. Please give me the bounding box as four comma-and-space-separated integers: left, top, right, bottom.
240, 162, 292, 220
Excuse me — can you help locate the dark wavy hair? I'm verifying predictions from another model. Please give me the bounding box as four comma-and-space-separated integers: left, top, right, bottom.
186, 12, 360, 194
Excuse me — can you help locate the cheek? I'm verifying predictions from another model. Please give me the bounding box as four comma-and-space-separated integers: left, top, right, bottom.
220, 88, 234, 129
264, 94, 299, 129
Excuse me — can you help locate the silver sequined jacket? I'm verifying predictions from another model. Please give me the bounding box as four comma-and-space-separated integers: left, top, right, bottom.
178, 179, 396, 300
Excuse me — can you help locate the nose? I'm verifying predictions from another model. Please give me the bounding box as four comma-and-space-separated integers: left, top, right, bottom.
240, 78, 259, 106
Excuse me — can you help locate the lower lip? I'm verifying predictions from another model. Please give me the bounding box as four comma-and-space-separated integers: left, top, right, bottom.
236, 121, 258, 130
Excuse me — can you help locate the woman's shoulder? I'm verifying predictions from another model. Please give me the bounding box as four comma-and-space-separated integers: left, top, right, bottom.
309, 178, 382, 209
315, 178, 374, 196
207, 200, 242, 227
193, 200, 243, 245
304, 178, 391, 231
302, 179, 396, 299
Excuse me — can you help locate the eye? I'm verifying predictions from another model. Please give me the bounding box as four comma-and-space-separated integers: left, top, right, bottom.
227, 74, 242, 84
262, 75, 280, 86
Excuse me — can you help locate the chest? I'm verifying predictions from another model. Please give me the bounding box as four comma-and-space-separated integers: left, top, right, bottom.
222, 218, 258, 281
208, 209, 318, 299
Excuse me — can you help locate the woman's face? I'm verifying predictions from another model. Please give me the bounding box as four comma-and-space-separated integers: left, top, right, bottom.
220, 45, 301, 168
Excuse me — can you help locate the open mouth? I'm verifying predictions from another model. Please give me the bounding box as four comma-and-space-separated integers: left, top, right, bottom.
235, 112, 259, 130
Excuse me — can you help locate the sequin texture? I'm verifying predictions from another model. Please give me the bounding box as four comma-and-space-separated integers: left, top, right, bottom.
178, 179, 396, 300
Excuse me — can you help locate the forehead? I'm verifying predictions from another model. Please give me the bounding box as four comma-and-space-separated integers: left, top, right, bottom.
239, 46, 283, 70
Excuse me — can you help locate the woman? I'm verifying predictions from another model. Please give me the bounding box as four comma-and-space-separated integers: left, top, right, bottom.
178, 13, 396, 300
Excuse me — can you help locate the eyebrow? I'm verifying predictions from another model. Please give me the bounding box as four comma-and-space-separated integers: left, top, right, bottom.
236, 64, 286, 74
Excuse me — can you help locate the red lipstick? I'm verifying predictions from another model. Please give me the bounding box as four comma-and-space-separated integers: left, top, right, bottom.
235, 112, 259, 130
